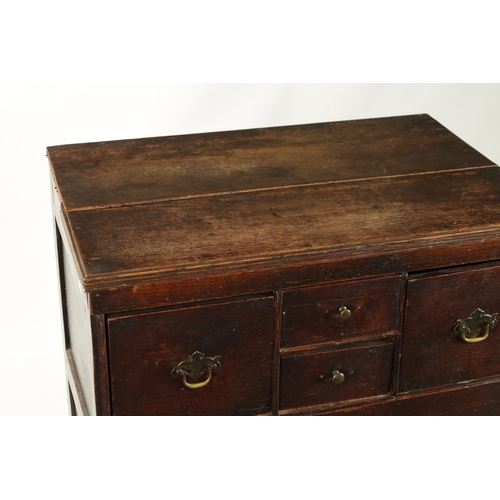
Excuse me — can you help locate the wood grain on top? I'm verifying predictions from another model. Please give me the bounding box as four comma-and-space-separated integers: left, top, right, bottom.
66, 167, 500, 280
48, 114, 500, 291
47, 114, 493, 211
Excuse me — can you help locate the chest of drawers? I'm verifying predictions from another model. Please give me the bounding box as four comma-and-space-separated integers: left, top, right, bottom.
48, 114, 500, 415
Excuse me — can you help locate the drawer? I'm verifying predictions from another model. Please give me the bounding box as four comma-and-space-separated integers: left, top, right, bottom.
108, 296, 275, 415
279, 341, 394, 411
281, 276, 401, 349
400, 265, 500, 393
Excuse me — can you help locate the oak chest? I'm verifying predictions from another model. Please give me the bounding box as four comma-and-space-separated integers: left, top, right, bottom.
48, 114, 500, 415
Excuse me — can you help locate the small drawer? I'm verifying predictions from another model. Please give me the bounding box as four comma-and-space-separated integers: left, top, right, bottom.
279, 341, 394, 411
400, 264, 500, 393
108, 296, 275, 415
281, 276, 401, 349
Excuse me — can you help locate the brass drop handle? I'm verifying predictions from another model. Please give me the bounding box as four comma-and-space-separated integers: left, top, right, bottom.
339, 306, 351, 319
332, 370, 345, 384
454, 308, 498, 344
182, 368, 213, 389
171, 351, 221, 389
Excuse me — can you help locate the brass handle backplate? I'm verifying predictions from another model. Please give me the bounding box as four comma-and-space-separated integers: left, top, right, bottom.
454, 308, 498, 344
171, 351, 221, 389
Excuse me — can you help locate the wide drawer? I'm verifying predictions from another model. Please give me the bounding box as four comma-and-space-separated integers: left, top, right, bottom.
318, 380, 500, 415
400, 265, 500, 393
108, 296, 275, 415
281, 276, 401, 349
279, 341, 394, 411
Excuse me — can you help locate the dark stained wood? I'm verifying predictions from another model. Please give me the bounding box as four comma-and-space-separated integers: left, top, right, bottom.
49, 114, 500, 416
281, 276, 400, 349
87, 230, 500, 315
318, 379, 500, 416
66, 167, 500, 284
272, 290, 283, 415
279, 340, 395, 411
107, 297, 275, 415
62, 231, 96, 415
61, 236, 112, 415
90, 314, 111, 416
47, 114, 494, 212
400, 264, 500, 393
391, 272, 409, 396
53, 212, 73, 415
54, 176, 111, 415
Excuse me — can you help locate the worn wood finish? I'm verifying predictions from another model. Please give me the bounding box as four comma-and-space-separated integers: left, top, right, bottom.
65, 349, 89, 416
391, 273, 409, 396
90, 314, 111, 416
318, 379, 500, 416
53, 216, 74, 415
62, 233, 96, 415
48, 114, 500, 415
400, 264, 500, 393
65, 167, 500, 283
60, 227, 112, 415
52, 176, 112, 416
272, 291, 283, 415
281, 276, 400, 349
279, 341, 395, 411
88, 231, 500, 315
47, 114, 493, 212
107, 297, 275, 415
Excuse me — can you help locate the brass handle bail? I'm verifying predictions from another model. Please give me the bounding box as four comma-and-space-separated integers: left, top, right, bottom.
454, 308, 498, 344
182, 368, 213, 389
171, 351, 221, 389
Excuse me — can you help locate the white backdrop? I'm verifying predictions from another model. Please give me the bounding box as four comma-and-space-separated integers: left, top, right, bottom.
1, 83, 500, 416
2, 1, 499, 496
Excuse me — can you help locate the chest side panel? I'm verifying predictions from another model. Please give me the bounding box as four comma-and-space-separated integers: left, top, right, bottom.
62, 239, 96, 415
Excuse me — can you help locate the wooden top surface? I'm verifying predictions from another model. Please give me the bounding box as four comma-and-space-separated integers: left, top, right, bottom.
48, 114, 500, 290
48, 114, 492, 211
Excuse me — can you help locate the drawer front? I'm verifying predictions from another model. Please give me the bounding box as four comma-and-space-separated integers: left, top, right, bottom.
317, 381, 500, 415
108, 296, 275, 415
400, 265, 500, 393
282, 276, 401, 349
279, 342, 394, 411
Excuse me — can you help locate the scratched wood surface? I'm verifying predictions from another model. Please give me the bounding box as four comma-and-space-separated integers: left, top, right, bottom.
47, 115, 500, 317
400, 264, 500, 392
49, 114, 500, 416
47, 114, 493, 211
108, 297, 275, 415
65, 167, 500, 280
279, 340, 395, 410
281, 275, 401, 349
